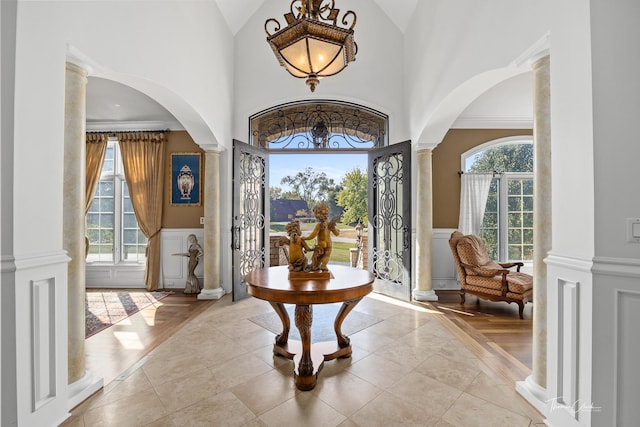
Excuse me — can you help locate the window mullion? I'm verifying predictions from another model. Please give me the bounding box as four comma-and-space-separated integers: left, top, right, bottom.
499, 177, 508, 261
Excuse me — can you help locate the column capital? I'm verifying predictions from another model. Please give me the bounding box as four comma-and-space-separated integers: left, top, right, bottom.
200, 144, 224, 153
531, 51, 550, 71
415, 143, 437, 152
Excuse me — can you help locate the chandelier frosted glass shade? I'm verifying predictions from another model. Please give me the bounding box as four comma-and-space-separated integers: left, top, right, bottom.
266, 1, 357, 92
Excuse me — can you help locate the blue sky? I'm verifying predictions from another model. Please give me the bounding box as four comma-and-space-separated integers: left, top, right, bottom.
269, 153, 368, 191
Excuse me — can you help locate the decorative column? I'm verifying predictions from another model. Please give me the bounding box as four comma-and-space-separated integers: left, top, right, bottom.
413, 147, 437, 301
64, 62, 88, 384
517, 53, 550, 413
199, 148, 225, 299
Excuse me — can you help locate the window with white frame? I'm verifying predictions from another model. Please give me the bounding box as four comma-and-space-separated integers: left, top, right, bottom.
86, 140, 147, 264
462, 137, 534, 262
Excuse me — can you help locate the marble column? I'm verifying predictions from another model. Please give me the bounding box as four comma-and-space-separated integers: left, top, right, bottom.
64, 62, 88, 384
413, 148, 438, 301
532, 54, 551, 388
199, 149, 225, 299
516, 53, 550, 413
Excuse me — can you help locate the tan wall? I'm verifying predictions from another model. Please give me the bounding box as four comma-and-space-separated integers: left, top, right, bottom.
162, 130, 205, 229
432, 129, 533, 229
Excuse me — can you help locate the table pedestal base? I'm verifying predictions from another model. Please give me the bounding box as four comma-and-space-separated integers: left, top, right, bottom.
269, 299, 362, 391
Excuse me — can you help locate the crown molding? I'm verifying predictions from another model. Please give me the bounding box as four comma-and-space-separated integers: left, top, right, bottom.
86, 120, 184, 132
451, 115, 533, 129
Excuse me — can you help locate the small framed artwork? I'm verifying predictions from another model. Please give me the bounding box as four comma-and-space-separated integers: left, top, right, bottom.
171, 153, 201, 206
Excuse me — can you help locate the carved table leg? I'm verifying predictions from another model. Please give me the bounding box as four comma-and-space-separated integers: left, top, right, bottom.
332, 298, 363, 357
294, 304, 317, 390
269, 301, 290, 346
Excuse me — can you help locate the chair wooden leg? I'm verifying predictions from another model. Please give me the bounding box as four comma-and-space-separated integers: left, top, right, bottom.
517, 301, 525, 319
459, 290, 466, 304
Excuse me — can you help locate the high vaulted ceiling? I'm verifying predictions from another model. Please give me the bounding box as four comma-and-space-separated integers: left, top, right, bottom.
214, 0, 419, 35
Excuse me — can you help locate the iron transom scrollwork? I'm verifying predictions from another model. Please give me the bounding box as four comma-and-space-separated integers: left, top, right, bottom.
250, 101, 388, 151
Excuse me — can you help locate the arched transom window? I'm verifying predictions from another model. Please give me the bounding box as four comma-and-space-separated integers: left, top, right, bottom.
250, 100, 388, 151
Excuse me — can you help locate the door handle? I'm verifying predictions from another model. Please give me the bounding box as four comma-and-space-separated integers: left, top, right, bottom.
232, 226, 241, 250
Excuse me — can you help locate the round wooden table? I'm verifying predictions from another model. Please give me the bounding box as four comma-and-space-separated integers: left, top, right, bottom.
244, 265, 375, 391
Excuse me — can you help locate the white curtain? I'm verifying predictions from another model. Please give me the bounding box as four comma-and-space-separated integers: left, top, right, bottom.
458, 173, 493, 235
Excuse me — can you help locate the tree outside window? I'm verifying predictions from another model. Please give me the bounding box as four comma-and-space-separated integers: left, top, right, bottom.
465, 139, 533, 262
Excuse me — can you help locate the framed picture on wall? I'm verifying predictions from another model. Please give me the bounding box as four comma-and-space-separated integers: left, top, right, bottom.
171, 153, 201, 206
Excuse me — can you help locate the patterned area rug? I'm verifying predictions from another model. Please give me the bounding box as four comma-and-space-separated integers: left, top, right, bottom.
85, 291, 172, 338
249, 303, 382, 343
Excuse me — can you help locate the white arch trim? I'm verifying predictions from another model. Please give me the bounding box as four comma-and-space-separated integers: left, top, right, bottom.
414, 34, 550, 151
414, 67, 529, 150
66, 44, 220, 151
460, 135, 534, 172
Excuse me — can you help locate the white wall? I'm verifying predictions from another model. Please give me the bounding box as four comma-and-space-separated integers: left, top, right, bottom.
232, 0, 408, 142
404, 0, 552, 147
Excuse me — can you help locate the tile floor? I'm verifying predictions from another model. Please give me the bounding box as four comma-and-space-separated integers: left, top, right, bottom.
63, 293, 544, 426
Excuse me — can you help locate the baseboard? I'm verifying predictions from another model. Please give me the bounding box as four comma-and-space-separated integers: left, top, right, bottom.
68, 370, 104, 410
516, 375, 548, 416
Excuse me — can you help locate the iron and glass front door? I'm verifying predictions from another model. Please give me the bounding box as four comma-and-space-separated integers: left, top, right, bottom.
368, 141, 412, 301
232, 140, 269, 301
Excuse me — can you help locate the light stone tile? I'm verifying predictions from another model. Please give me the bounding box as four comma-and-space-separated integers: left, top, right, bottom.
337, 419, 360, 427
465, 372, 544, 422
241, 418, 268, 427
259, 392, 346, 427
170, 391, 256, 427
153, 367, 218, 413
375, 340, 434, 369
142, 351, 211, 387
346, 354, 412, 389
386, 370, 462, 418
251, 344, 291, 369
312, 370, 382, 416
441, 392, 532, 427
58, 415, 84, 427
82, 391, 168, 427
348, 327, 396, 353
143, 415, 176, 427
230, 369, 299, 415
81, 367, 153, 410
350, 391, 440, 426
414, 353, 481, 391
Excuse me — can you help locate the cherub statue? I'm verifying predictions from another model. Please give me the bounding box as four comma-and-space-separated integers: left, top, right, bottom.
302, 203, 340, 272
278, 221, 312, 272
173, 234, 203, 294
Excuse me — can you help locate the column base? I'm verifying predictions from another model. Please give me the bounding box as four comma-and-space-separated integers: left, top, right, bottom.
197, 287, 226, 300
413, 289, 438, 301
68, 371, 104, 410
516, 375, 548, 417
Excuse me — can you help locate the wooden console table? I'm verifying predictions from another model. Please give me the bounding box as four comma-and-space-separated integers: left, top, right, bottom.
244, 265, 375, 391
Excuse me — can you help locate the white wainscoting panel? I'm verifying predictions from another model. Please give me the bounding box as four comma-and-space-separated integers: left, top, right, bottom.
12, 251, 70, 427
31, 278, 56, 411
556, 278, 580, 421
615, 289, 640, 427
545, 253, 593, 427
432, 229, 459, 289
160, 229, 204, 290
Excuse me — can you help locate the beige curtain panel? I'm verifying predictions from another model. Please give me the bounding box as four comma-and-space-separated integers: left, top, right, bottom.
85, 132, 109, 257
119, 132, 167, 291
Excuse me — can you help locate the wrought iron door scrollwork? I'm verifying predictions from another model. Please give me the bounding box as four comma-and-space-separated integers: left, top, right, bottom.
250, 101, 387, 151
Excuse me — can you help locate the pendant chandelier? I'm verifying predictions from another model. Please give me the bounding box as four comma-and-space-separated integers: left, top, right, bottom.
265, 0, 357, 92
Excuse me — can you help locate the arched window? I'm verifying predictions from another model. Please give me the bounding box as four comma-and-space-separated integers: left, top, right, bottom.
249, 100, 388, 151
462, 136, 533, 262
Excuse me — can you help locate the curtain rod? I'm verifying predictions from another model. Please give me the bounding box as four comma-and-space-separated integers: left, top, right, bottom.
458, 170, 502, 177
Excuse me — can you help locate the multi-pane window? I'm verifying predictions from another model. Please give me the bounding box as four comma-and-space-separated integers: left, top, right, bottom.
86, 140, 147, 264
464, 139, 534, 262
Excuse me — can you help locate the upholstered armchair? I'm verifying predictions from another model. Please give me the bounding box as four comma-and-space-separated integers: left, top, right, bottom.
448, 231, 533, 319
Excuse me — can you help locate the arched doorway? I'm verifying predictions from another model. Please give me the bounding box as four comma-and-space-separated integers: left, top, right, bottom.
231, 101, 413, 301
